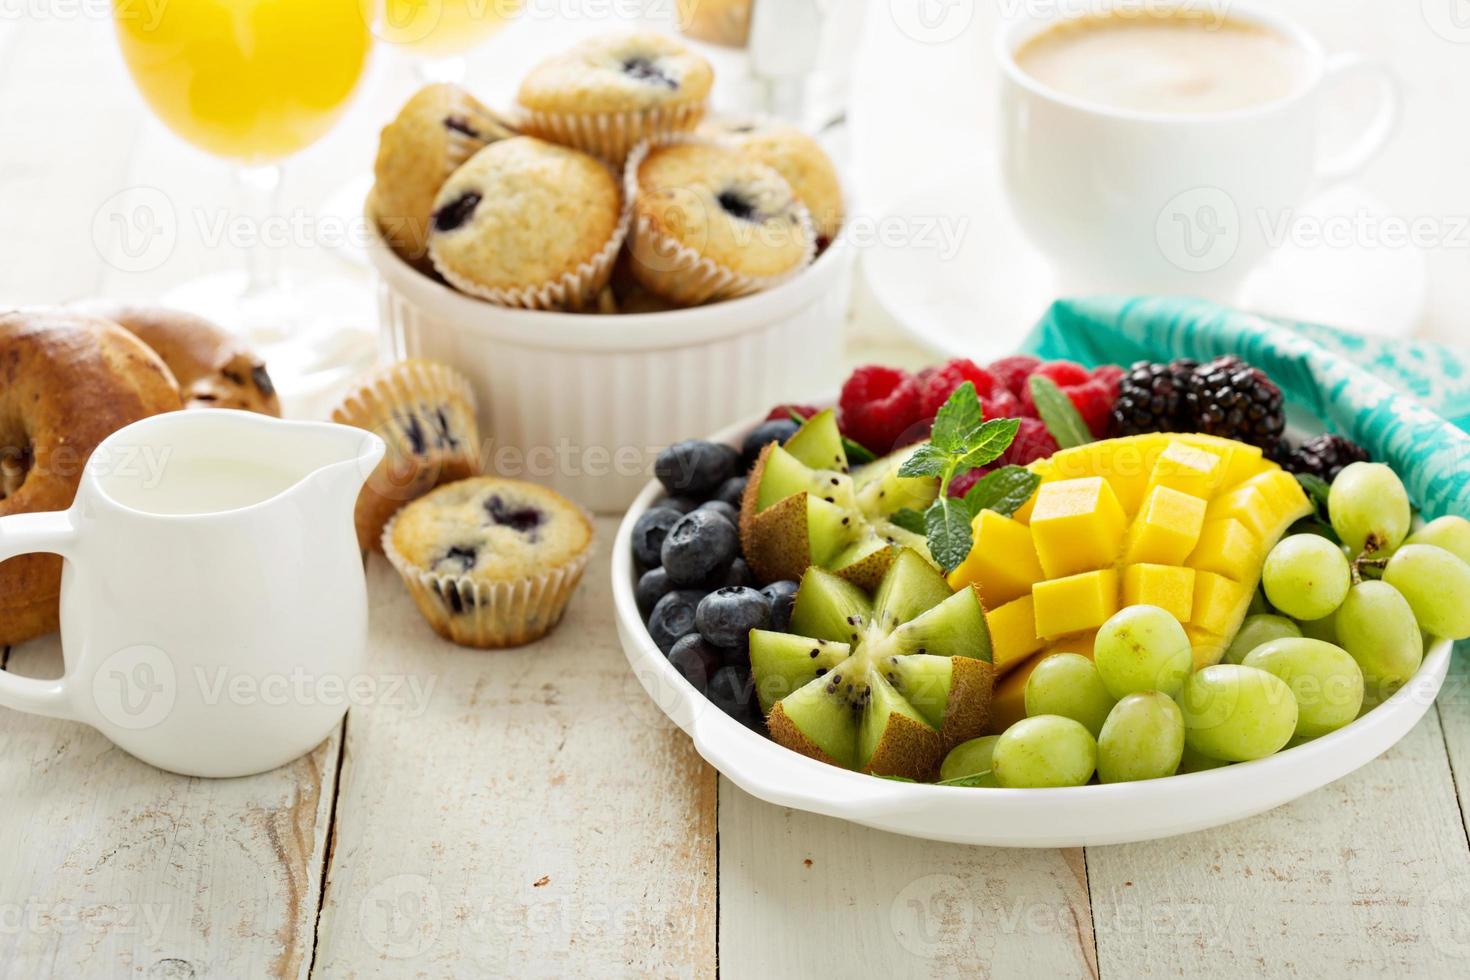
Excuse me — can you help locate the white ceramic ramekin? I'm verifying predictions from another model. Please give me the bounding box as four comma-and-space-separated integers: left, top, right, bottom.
611, 410, 1453, 848
365, 220, 855, 514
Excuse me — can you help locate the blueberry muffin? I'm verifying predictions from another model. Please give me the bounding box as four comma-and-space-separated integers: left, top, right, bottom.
373, 83, 518, 260
427, 136, 628, 309
516, 32, 714, 162
677, 0, 752, 47
331, 359, 481, 553
384, 477, 594, 648
703, 117, 845, 247
627, 140, 815, 306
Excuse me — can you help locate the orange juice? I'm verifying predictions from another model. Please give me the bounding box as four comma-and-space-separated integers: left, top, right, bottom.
113, 0, 371, 162
378, 0, 522, 57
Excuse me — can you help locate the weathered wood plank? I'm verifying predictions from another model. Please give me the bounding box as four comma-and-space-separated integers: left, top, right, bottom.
0, 636, 340, 979
1435, 643, 1470, 845
310, 520, 719, 979
1086, 712, 1470, 977
718, 780, 1098, 979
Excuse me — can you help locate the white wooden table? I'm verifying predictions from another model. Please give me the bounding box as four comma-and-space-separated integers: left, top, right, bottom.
5, 7, 1470, 978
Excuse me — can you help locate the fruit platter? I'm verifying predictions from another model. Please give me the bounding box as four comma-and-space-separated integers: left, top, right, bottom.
612, 355, 1462, 846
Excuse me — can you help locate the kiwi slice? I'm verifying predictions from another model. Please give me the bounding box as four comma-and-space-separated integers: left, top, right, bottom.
739, 410, 938, 588
754, 549, 996, 780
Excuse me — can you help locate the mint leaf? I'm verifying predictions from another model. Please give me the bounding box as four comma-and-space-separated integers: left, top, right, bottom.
1028, 375, 1093, 449
888, 508, 928, 535
962, 465, 1042, 517
897, 442, 950, 479
874, 774, 917, 783
1296, 472, 1331, 514
930, 381, 983, 451
936, 771, 993, 787
843, 436, 877, 465
953, 418, 1021, 472
926, 497, 975, 574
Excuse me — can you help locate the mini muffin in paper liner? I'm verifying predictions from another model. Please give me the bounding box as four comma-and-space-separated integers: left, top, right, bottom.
518, 101, 706, 169
427, 138, 632, 311
381, 478, 595, 649
331, 359, 481, 554
623, 138, 817, 307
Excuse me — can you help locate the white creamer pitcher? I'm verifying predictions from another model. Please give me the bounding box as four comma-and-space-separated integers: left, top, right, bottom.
0, 410, 384, 777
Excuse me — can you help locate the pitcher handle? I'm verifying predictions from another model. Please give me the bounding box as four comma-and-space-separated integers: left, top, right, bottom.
0, 511, 77, 720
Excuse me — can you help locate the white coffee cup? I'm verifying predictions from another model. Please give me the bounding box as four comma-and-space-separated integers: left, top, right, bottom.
0, 411, 383, 778
997, 2, 1402, 298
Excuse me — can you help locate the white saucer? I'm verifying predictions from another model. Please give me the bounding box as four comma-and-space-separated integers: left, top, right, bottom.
864, 170, 1429, 361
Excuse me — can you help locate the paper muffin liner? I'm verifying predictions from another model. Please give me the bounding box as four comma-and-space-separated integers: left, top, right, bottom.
517, 100, 706, 167
428, 158, 634, 312
622, 138, 818, 307
381, 508, 594, 650
331, 360, 481, 554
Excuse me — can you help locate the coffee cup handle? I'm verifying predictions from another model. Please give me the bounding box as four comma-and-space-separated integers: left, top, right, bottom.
0, 511, 78, 720
1315, 53, 1403, 184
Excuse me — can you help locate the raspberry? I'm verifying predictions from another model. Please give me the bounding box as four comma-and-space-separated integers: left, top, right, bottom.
766, 403, 820, 422
1067, 379, 1114, 438
1092, 364, 1125, 400
918, 359, 1019, 420
838, 365, 923, 455
1000, 417, 1059, 467
1034, 360, 1092, 388
987, 355, 1042, 398
947, 466, 989, 499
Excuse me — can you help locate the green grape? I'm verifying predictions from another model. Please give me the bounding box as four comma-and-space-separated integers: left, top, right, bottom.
1176, 743, 1231, 773
940, 736, 1000, 785
1093, 605, 1193, 700
1242, 638, 1364, 738
1328, 462, 1411, 555
1383, 544, 1470, 640
991, 716, 1097, 788
1025, 653, 1116, 736
1224, 614, 1302, 665
1298, 613, 1339, 645
1334, 580, 1424, 698
1179, 664, 1298, 762
1262, 534, 1350, 621
1405, 516, 1470, 566
1096, 692, 1185, 783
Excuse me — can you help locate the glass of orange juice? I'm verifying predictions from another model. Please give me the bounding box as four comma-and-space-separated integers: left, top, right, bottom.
112, 0, 373, 394
376, 0, 524, 81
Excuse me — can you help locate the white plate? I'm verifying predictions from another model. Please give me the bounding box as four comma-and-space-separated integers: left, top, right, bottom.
863, 170, 1429, 362
611, 411, 1452, 847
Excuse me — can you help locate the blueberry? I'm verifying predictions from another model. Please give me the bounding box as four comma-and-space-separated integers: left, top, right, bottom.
622, 55, 678, 89
741, 419, 799, 467
667, 634, 721, 694
695, 586, 772, 649
718, 643, 750, 672
647, 589, 706, 653
631, 507, 682, 568
717, 188, 759, 222
712, 557, 753, 590
655, 440, 740, 497
760, 580, 799, 632
661, 510, 739, 587
484, 495, 543, 533
660, 495, 700, 514
707, 665, 757, 719
697, 500, 738, 526
715, 476, 747, 508
636, 567, 673, 618
432, 191, 481, 232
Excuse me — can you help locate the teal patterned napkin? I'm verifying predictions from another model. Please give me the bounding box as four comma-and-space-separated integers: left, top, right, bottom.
1021, 296, 1470, 521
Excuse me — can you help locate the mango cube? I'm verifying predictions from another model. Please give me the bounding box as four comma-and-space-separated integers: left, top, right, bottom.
1012, 489, 1038, 525
1029, 477, 1128, 578
1189, 518, 1259, 580
1045, 630, 1098, 658
948, 510, 1044, 607
985, 595, 1045, 673
988, 654, 1041, 734
1181, 435, 1269, 487
1148, 442, 1225, 499
1048, 436, 1167, 515
1033, 568, 1120, 639
1192, 571, 1253, 636
1205, 483, 1277, 539
1122, 563, 1196, 622
1122, 485, 1207, 565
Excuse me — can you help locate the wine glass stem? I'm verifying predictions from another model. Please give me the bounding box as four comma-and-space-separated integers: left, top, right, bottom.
416, 54, 467, 84
237, 162, 285, 299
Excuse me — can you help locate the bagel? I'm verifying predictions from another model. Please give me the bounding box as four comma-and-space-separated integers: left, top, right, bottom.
0, 310, 182, 646
81, 304, 281, 416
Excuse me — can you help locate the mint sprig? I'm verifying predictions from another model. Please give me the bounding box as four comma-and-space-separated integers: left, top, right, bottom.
896, 382, 1022, 573
1028, 375, 1094, 449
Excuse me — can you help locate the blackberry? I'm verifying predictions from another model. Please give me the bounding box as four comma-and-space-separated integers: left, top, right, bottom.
1184, 356, 1284, 450
1286, 434, 1369, 483
1109, 359, 1196, 436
